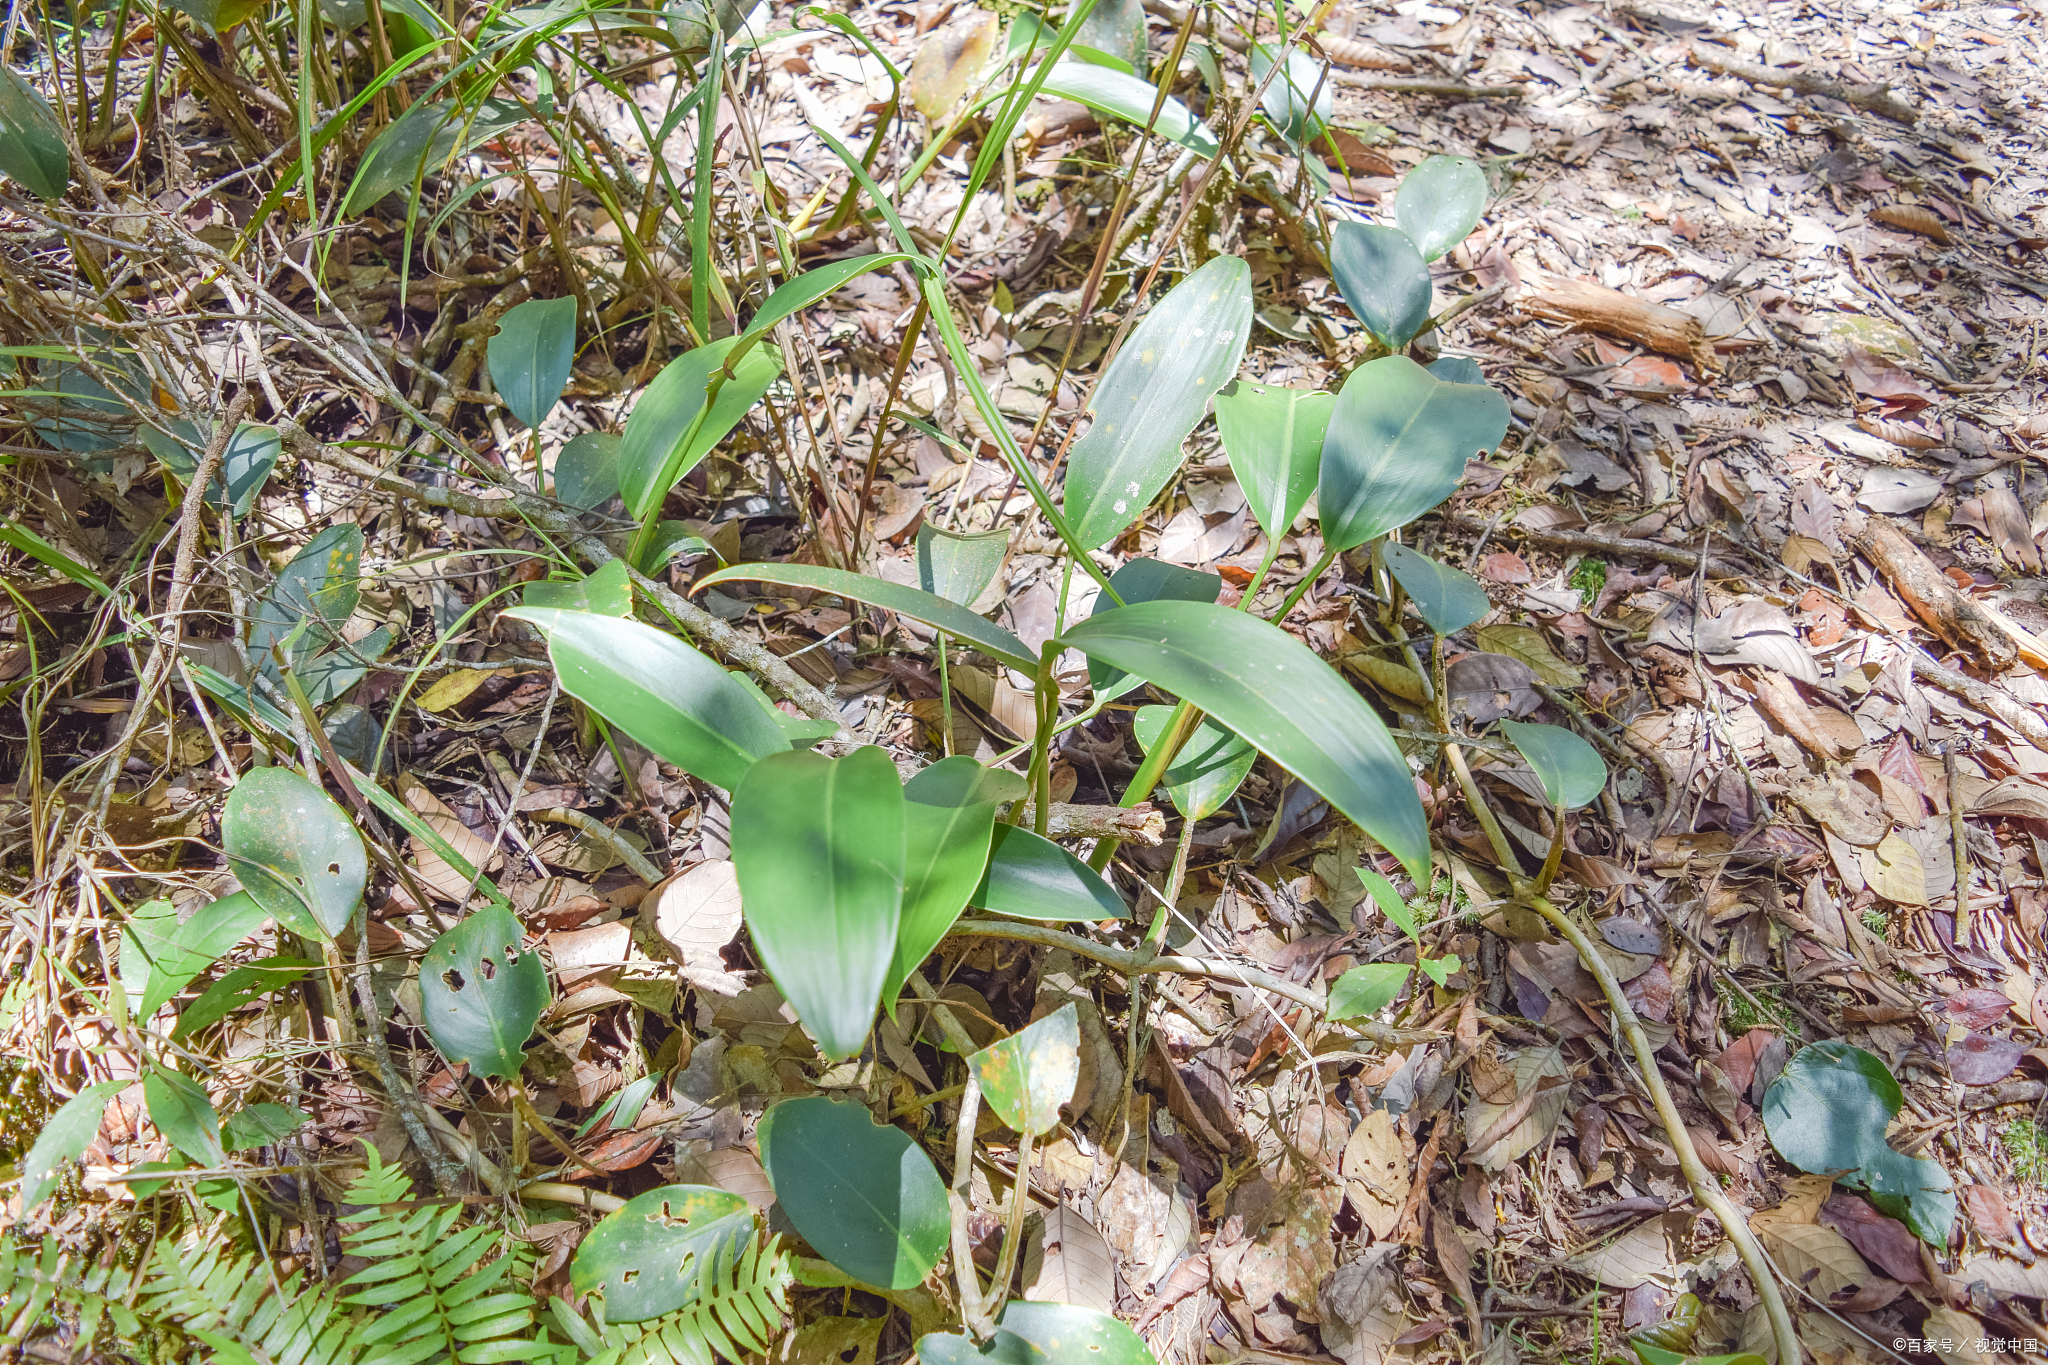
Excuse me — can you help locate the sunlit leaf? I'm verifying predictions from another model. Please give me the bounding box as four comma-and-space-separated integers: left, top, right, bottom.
1213, 381, 1333, 544
0, 67, 69, 199
419, 905, 548, 1081
569, 1185, 754, 1321
140, 892, 269, 1017
553, 430, 621, 510
1500, 719, 1607, 809
972, 824, 1129, 922
19, 1081, 123, 1213
144, 1066, 226, 1167
1327, 963, 1409, 1020
1039, 62, 1218, 158
916, 525, 1010, 608
1132, 705, 1255, 821
698, 563, 1038, 674
920, 1302, 1158, 1364
888, 758, 1025, 1016
1395, 155, 1488, 262
759, 1096, 948, 1290
221, 767, 366, 941
967, 1003, 1079, 1137
1382, 542, 1489, 637
520, 558, 633, 616
616, 336, 783, 522
1087, 557, 1221, 701
1250, 42, 1332, 144
344, 98, 527, 215
1319, 355, 1508, 553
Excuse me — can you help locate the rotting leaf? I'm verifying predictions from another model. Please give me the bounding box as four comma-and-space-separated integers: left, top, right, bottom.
967, 1003, 1080, 1137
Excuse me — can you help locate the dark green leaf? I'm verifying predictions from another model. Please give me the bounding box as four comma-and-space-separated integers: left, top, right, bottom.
221, 767, 367, 940
1395, 155, 1488, 262
1060, 601, 1431, 880
224, 1103, 308, 1151
1038, 62, 1218, 158
344, 99, 527, 215
19, 1081, 123, 1213
1319, 355, 1508, 552
1357, 865, 1420, 941
521, 558, 633, 616
419, 906, 549, 1081
0, 67, 69, 199
1063, 257, 1252, 551
1329, 222, 1432, 350
0, 521, 111, 597
569, 1185, 754, 1321
507, 608, 791, 791
734, 747, 905, 1061
249, 524, 363, 665
174, 958, 317, 1038
142, 892, 269, 1017
887, 758, 1023, 1017
967, 1004, 1079, 1137
1087, 558, 1221, 701
616, 336, 783, 521
1500, 720, 1607, 809
1213, 381, 1333, 544
146, 422, 282, 519
1132, 706, 1256, 821
1250, 43, 1332, 144
634, 520, 715, 573
1382, 542, 1489, 637
919, 1301, 1158, 1364
1633, 1344, 1766, 1365
1327, 963, 1409, 1020
972, 824, 1129, 922
916, 525, 1010, 608
553, 430, 621, 510
144, 1066, 226, 1167
758, 1096, 948, 1290
488, 295, 577, 431
1072, 0, 1147, 71
698, 563, 1038, 674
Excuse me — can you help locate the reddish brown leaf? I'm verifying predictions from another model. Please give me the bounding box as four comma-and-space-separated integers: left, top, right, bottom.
1945, 988, 2014, 1030
1479, 552, 1532, 584
1716, 1029, 1779, 1099
1948, 1032, 2025, 1086
1961, 1185, 2019, 1243
1819, 1193, 1926, 1283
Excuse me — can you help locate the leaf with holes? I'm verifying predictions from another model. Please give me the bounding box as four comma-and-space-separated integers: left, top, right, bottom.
221, 767, 366, 941
1132, 705, 1256, 821
569, 1184, 755, 1321
1501, 720, 1607, 809
144, 1066, 226, 1167
489, 295, 577, 432
1060, 601, 1430, 881
919, 1301, 1158, 1364
1214, 381, 1333, 544
972, 824, 1129, 922
419, 906, 548, 1081
617, 336, 784, 522
1320, 356, 1508, 553
1394, 155, 1488, 262
968, 1003, 1080, 1137
1383, 542, 1489, 637
758, 1096, 948, 1290
1330, 222, 1432, 350
888, 758, 1027, 1017
734, 747, 905, 1061
1063, 256, 1252, 551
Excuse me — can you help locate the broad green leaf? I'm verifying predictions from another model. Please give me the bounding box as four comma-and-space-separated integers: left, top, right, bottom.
916, 525, 1009, 608
142, 892, 269, 1017
344, 98, 527, 214
1063, 257, 1251, 551
117, 898, 178, 1019
569, 1185, 754, 1321
1428, 355, 1485, 385
19, 1080, 123, 1213
1038, 62, 1218, 158
1132, 705, 1255, 821
419, 905, 549, 1081
1395, 155, 1488, 262
1327, 963, 1409, 1020
488, 295, 577, 431
224, 1103, 308, 1151
757, 1096, 948, 1290
1060, 601, 1430, 881
1500, 720, 1607, 809
521, 558, 633, 616
967, 1003, 1079, 1137
174, 958, 317, 1038
972, 824, 1129, 922
507, 608, 790, 791
1087, 557, 1221, 701
146, 421, 282, 519
1072, 0, 1147, 71
733, 671, 841, 748
1329, 221, 1432, 350
1319, 356, 1508, 553
144, 1067, 226, 1167
920, 1302, 1158, 1364
887, 758, 1026, 1017
553, 430, 621, 510
1357, 865, 1420, 941
1213, 381, 1333, 543
1382, 542, 1489, 637
740, 254, 930, 343
733, 748, 905, 1061
698, 563, 1038, 674
221, 767, 367, 940
636, 520, 715, 572
0, 67, 69, 199
616, 336, 783, 521
249, 524, 364, 665
1250, 42, 1332, 144
1417, 954, 1460, 987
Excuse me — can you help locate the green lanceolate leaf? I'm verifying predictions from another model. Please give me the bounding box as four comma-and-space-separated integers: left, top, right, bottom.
221, 767, 367, 940
1062, 256, 1252, 551
916, 525, 1010, 608
418, 905, 549, 1081
1319, 355, 1508, 553
0, 67, 69, 199
758, 1096, 948, 1290
569, 1184, 755, 1321
920, 1301, 1159, 1364
1250, 42, 1332, 145
888, 758, 1026, 1017
698, 563, 1038, 674
1357, 864, 1420, 941
733, 747, 905, 1061
1329, 221, 1432, 351
141, 892, 269, 1017
1633, 1345, 1766, 1365
249, 524, 364, 664
972, 824, 1129, 921
506, 608, 791, 791
1038, 62, 1218, 158
19, 1080, 124, 1213
967, 1003, 1079, 1137
343, 98, 527, 214
520, 557, 633, 616
488, 295, 577, 431
1382, 542, 1489, 637
1395, 155, 1488, 262
616, 336, 783, 521
1132, 705, 1256, 821
1500, 719, 1607, 809
1087, 557, 1221, 701
553, 430, 621, 510
1763, 1040, 1954, 1244
740, 254, 930, 345
174, 958, 317, 1038
1061, 601, 1430, 881
144, 1066, 226, 1167
1213, 381, 1333, 543
1327, 963, 1409, 1020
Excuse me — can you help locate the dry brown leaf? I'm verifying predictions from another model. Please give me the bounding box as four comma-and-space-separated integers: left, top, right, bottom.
646, 860, 748, 996
1873, 203, 1951, 243
1099, 1153, 1193, 1292
1022, 1203, 1118, 1314
1789, 773, 1889, 847
1565, 1215, 1681, 1290
1474, 623, 1586, 688
906, 8, 999, 119
1465, 1046, 1571, 1171
1862, 833, 1929, 906
1341, 1108, 1410, 1242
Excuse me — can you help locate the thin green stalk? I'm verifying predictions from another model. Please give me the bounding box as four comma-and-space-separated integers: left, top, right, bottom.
937, 630, 954, 758
1028, 642, 1058, 836
1272, 544, 1340, 622
1087, 698, 1199, 870
1237, 534, 1285, 608
689, 28, 724, 341
1140, 812, 1198, 958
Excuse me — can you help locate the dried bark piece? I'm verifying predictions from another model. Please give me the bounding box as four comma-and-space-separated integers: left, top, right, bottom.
1519, 272, 1713, 368
1849, 518, 2017, 671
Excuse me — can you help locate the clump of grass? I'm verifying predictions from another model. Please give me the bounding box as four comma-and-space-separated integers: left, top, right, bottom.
2003, 1119, 2048, 1186
1717, 977, 1796, 1035
1569, 557, 1607, 603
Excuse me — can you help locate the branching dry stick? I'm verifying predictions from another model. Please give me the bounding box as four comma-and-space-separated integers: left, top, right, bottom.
909, 973, 1001, 1342
1684, 41, 1917, 124
355, 906, 466, 1197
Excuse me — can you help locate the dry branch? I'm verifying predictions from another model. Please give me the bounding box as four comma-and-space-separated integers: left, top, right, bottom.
1851, 517, 2018, 671
1684, 41, 1918, 124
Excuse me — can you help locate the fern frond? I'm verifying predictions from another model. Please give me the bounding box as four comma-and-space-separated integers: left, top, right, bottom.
0, 1239, 142, 1353
561, 1234, 793, 1365
136, 1231, 362, 1365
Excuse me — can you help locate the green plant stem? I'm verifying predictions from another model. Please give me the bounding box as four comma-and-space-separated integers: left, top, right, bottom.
1086, 698, 1200, 871
937, 631, 955, 758
1140, 812, 1199, 959
1028, 642, 1059, 836
1272, 544, 1340, 622
688, 29, 723, 342
1238, 534, 1285, 608
528, 806, 664, 885
1533, 801, 1566, 896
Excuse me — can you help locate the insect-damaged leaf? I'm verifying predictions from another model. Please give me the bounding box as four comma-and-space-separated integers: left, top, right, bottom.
570, 1184, 755, 1322
419, 906, 548, 1081
968, 1003, 1080, 1137
221, 767, 366, 941
919, 1301, 1158, 1364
